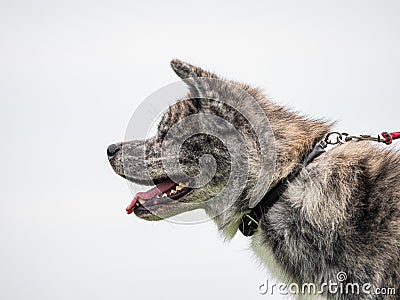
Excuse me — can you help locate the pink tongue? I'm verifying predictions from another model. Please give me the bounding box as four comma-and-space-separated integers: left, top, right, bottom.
126, 196, 139, 214
126, 180, 176, 214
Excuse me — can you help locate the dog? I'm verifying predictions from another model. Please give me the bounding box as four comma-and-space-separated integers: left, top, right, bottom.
107, 59, 400, 299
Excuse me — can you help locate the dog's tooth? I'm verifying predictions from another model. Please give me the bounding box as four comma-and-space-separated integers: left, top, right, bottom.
156, 195, 160, 199
170, 189, 177, 194
162, 193, 167, 198
176, 186, 183, 191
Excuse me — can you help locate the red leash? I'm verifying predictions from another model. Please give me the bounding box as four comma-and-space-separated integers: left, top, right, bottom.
381, 132, 400, 145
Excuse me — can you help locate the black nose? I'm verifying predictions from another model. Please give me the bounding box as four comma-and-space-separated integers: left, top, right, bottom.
107, 144, 120, 157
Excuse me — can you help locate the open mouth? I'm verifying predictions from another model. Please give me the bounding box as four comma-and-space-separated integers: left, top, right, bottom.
126, 179, 193, 216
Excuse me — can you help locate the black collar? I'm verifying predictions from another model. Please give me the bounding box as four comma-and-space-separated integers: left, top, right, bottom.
238, 142, 326, 237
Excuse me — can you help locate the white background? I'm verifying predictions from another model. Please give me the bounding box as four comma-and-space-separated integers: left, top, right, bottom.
1, 1, 400, 299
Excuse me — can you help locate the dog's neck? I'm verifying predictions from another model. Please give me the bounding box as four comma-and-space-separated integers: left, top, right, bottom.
267, 105, 332, 185
238, 84, 332, 185
212, 99, 332, 239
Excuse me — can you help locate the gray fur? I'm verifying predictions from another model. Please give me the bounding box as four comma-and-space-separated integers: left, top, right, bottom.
108, 59, 400, 299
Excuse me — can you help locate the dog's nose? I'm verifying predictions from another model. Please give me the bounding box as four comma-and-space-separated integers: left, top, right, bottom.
107, 144, 120, 157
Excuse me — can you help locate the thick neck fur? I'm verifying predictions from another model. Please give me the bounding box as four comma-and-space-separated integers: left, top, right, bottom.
232, 83, 333, 184
266, 102, 332, 185
214, 91, 332, 239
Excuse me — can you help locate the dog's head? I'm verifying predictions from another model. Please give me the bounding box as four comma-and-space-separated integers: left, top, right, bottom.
107, 59, 328, 235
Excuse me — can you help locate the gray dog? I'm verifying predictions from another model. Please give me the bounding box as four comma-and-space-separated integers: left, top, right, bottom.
108, 59, 400, 299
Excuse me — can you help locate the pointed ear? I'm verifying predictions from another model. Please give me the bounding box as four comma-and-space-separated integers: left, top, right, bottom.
170, 59, 218, 80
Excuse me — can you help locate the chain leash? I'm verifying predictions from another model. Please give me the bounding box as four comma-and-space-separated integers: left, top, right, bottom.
320, 131, 400, 148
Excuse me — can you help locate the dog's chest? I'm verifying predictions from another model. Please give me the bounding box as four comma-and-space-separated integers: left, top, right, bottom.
250, 230, 329, 300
